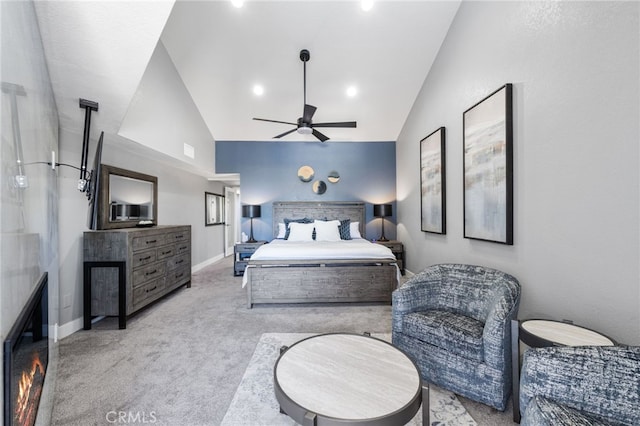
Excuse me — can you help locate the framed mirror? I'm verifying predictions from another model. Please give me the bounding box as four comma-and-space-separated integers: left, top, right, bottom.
205, 192, 225, 226
97, 164, 158, 230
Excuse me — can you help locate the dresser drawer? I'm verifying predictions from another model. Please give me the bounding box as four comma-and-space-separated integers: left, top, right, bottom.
167, 229, 190, 244
167, 253, 190, 271
169, 266, 190, 287
132, 262, 166, 287
132, 234, 166, 251
132, 249, 156, 268
175, 241, 190, 255
133, 278, 166, 308
157, 245, 175, 260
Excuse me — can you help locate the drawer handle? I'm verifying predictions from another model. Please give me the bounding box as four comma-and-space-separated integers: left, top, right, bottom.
145, 269, 157, 276
175, 235, 184, 239
146, 286, 157, 293
176, 259, 184, 265
140, 255, 152, 261
161, 251, 172, 255
146, 239, 157, 244
175, 272, 184, 279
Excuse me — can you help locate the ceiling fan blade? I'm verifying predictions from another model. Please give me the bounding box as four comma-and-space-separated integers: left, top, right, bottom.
253, 117, 298, 126
303, 104, 316, 123
312, 121, 357, 128
312, 129, 329, 142
273, 128, 298, 139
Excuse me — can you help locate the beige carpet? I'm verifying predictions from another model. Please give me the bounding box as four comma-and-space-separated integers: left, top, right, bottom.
51, 256, 514, 425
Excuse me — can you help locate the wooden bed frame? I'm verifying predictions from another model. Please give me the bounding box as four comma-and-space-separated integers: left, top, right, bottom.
246, 201, 399, 308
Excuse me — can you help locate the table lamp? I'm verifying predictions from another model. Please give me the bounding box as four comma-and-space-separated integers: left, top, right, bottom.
373, 204, 392, 242
242, 204, 261, 243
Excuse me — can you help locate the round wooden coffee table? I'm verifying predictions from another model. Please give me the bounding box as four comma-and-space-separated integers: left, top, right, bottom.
274, 333, 427, 426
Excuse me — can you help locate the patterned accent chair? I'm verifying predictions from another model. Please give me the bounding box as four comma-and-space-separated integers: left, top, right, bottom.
519, 345, 640, 425
392, 264, 521, 411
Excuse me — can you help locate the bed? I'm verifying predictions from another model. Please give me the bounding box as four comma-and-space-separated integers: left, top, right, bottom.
244, 201, 399, 308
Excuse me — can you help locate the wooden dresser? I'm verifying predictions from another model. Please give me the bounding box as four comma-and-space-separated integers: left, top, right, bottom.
83, 225, 191, 328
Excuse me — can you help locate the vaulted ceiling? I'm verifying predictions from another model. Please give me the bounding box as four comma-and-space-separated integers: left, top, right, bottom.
34, 1, 460, 176
161, 0, 460, 142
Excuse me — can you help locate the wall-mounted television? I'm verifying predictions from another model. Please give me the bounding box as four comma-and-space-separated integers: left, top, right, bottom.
86, 131, 104, 230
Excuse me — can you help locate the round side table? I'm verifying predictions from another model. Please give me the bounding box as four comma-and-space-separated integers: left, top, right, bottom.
511, 319, 616, 423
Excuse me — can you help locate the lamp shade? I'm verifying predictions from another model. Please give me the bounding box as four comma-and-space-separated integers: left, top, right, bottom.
242, 205, 261, 218
373, 204, 392, 218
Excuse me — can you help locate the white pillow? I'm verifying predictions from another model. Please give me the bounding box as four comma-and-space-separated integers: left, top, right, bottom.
276, 223, 286, 239
287, 222, 315, 241
314, 220, 341, 242
350, 222, 362, 239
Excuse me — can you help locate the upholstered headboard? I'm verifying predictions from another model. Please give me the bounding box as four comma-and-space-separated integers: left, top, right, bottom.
271, 201, 366, 239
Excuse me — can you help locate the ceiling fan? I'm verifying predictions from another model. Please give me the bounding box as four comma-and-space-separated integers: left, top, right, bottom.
253, 49, 357, 142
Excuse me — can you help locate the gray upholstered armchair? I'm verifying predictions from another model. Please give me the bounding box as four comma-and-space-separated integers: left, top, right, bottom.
392, 263, 521, 411
519, 345, 640, 425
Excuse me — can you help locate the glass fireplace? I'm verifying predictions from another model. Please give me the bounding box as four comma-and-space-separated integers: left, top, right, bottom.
3, 272, 48, 426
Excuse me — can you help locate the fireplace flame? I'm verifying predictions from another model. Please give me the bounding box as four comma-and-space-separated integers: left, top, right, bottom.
15, 353, 45, 425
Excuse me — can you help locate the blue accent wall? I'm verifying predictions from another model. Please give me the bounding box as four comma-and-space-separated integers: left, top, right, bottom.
216, 141, 396, 241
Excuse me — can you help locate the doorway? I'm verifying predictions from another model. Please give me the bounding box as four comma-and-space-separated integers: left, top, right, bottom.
224, 186, 240, 257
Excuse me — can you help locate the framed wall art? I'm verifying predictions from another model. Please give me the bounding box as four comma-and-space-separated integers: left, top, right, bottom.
463, 83, 513, 244
420, 127, 446, 234
205, 192, 225, 226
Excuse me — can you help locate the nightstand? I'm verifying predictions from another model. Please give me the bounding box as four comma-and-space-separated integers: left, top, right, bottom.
375, 240, 404, 275
234, 241, 266, 276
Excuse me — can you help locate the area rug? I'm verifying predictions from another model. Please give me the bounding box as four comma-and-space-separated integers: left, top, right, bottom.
221, 333, 476, 426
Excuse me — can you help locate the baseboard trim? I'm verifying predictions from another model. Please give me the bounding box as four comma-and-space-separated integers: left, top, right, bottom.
58, 317, 84, 340
192, 253, 225, 273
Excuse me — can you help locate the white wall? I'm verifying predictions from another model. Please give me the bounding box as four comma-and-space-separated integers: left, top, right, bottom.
397, 1, 639, 344
119, 41, 216, 177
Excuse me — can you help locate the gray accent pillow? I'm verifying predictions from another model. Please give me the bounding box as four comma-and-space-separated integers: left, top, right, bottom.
338, 219, 351, 240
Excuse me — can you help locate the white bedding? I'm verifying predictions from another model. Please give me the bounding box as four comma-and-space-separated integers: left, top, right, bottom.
249, 238, 395, 261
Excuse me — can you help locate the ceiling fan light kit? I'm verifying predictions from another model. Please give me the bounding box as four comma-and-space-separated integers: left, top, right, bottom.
253, 49, 357, 142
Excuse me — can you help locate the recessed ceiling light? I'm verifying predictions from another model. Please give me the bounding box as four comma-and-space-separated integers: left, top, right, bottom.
346, 86, 358, 98
253, 84, 264, 96
231, 0, 244, 8
361, 0, 374, 12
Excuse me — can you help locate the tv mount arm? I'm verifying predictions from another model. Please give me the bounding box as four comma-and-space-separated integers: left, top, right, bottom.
78, 98, 99, 192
